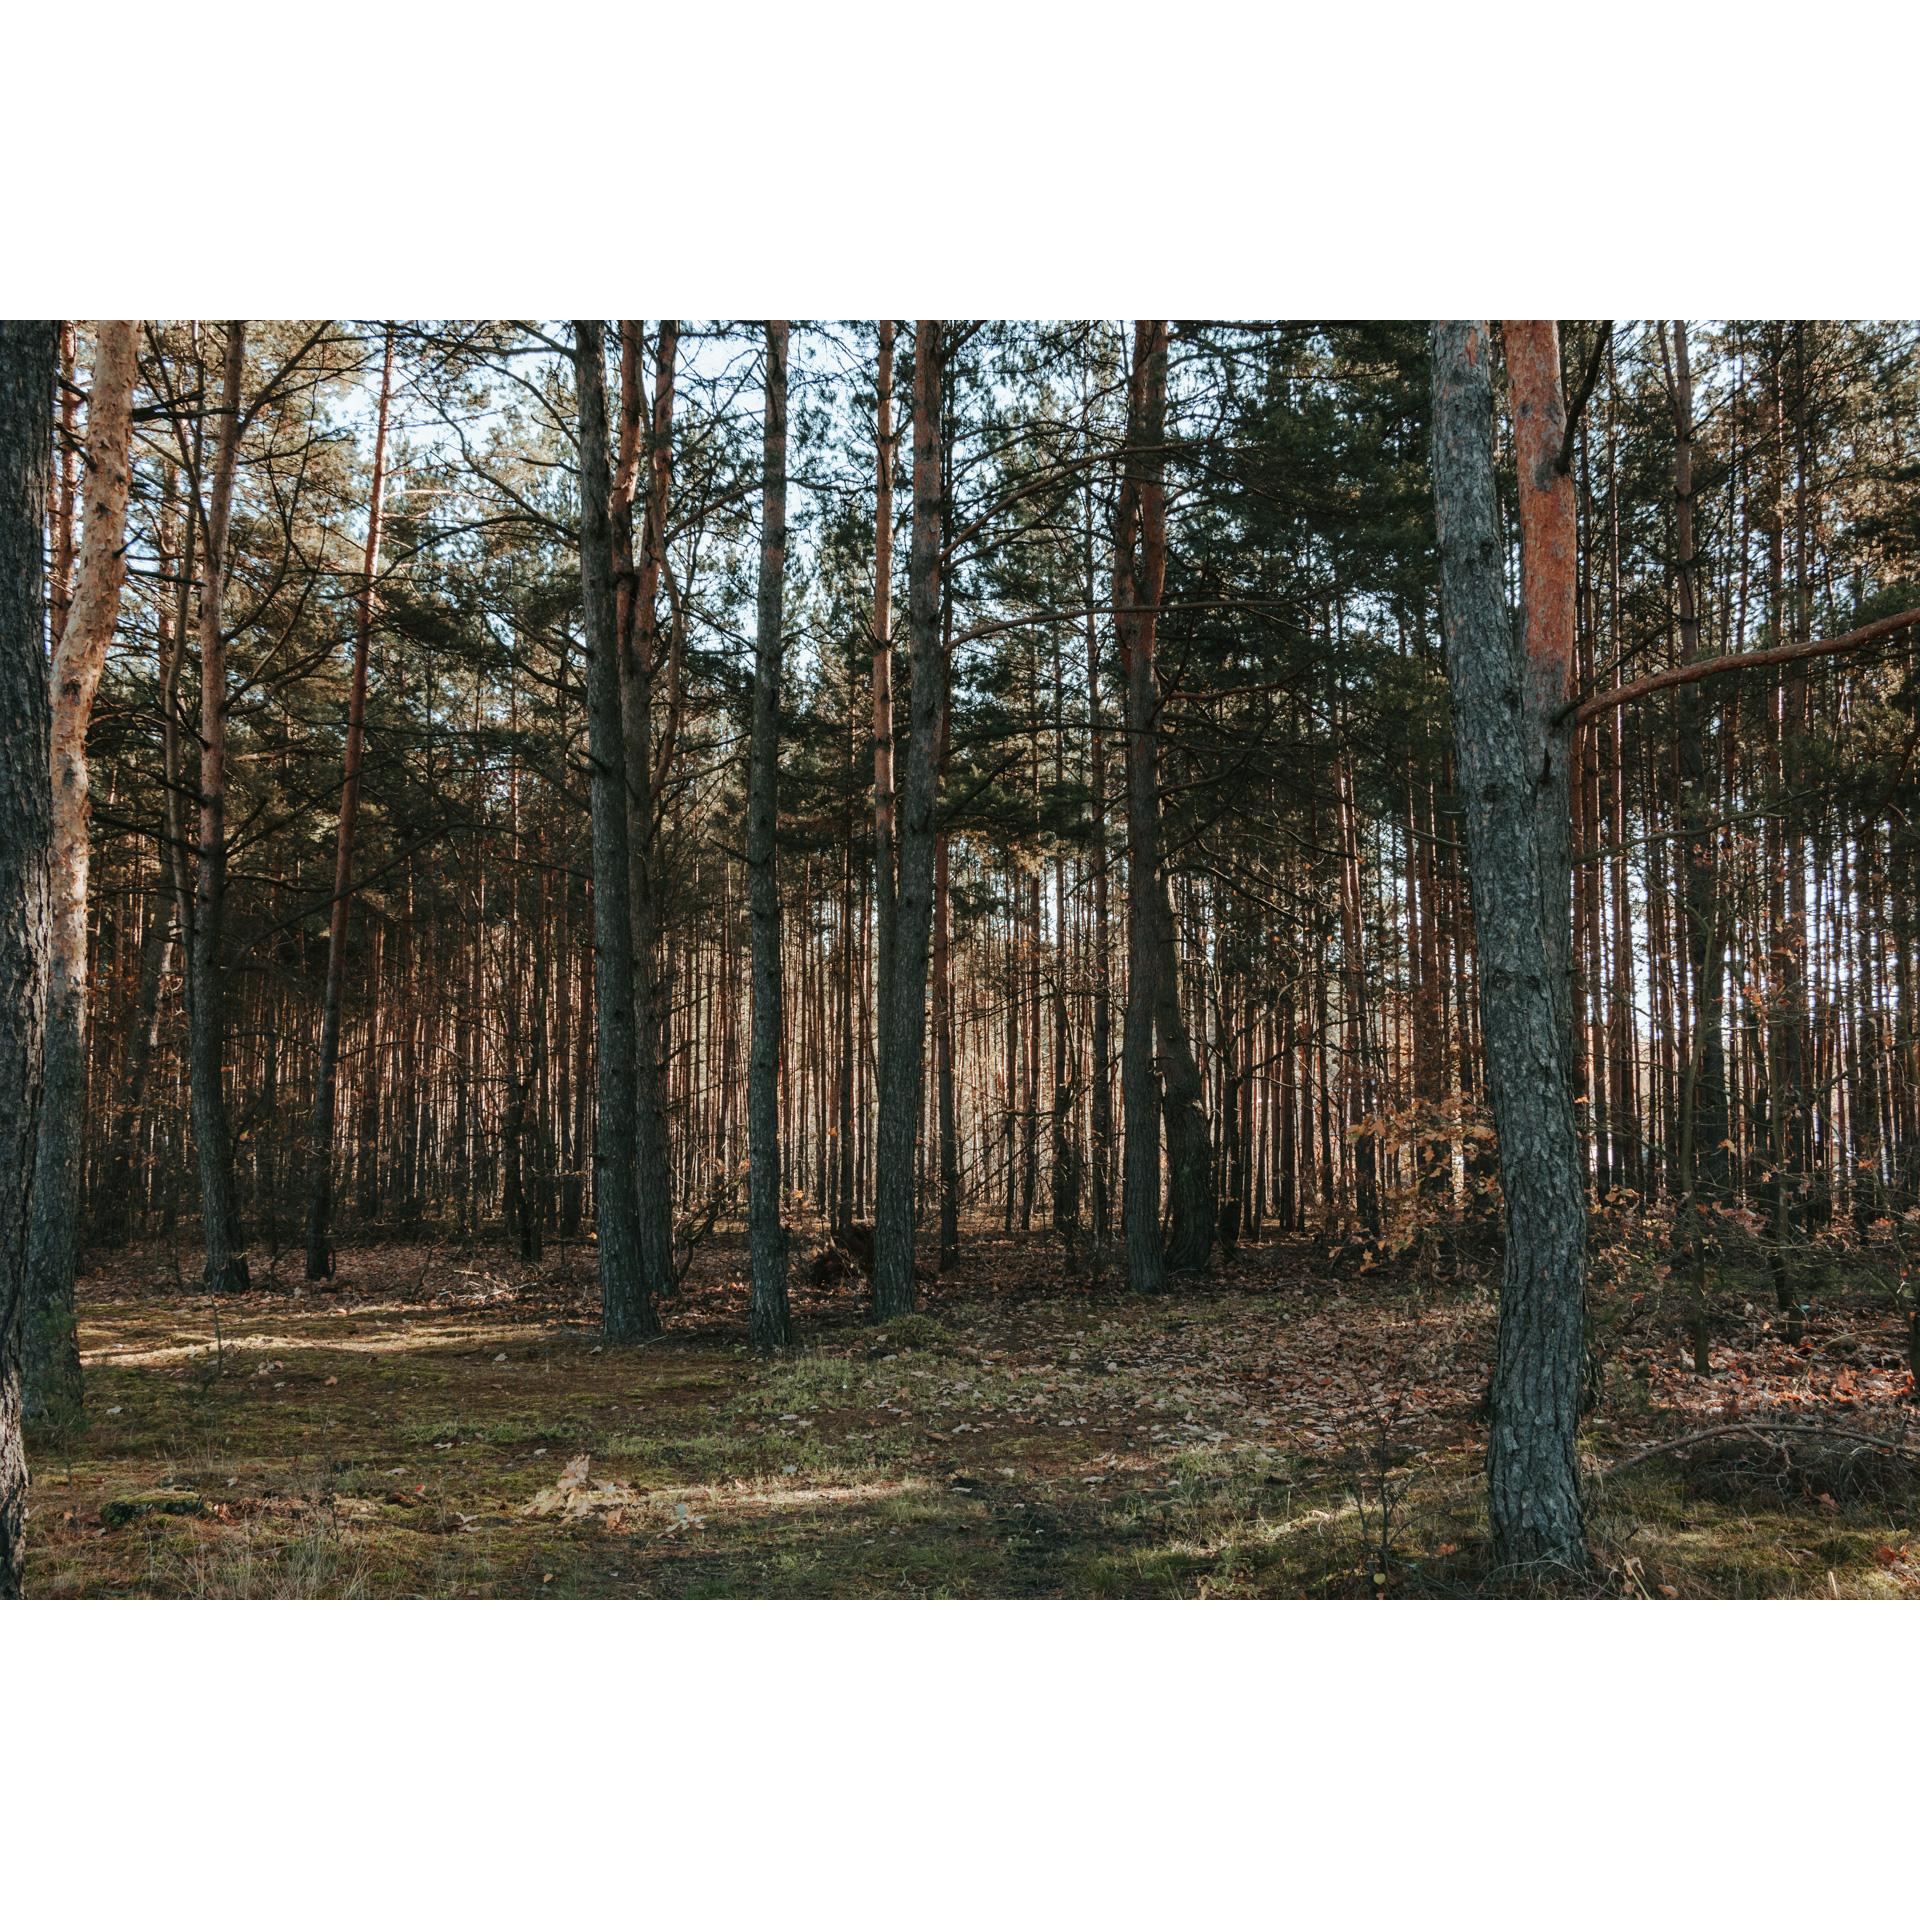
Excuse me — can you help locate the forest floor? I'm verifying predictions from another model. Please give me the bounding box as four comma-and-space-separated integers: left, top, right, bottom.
23, 1221, 1920, 1600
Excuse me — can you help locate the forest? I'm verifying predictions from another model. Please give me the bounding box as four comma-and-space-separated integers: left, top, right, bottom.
3, 315, 1919, 1601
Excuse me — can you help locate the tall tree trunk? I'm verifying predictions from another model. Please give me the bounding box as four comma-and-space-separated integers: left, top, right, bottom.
747, 321, 791, 1352
0, 319, 57, 1597
1156, 871, 1213, 1271
1118, 320, 1170, 1295
872, 320, 898, 1104
1659, 320, 1727, 1363
1086, 485, 1114, 1256
1050, 739, 1080, 1265
123, 446, 190, 1268
837, 829, 856, 1234
934, 700, 959, 1267
305, 324, 394, 1281
187, 322, 251, 1295
872, 322, 945, 1321
574, 320, 657, 1343
24, 322, 136, 1418
103, 881, 177, 1243
617, 319, 679, 1298
1432, 320, 1588, 1573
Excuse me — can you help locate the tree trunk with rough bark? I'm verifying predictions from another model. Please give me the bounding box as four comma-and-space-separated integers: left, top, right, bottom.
872, 321, 898, 1105
617, 319, 679, 1299
1118, 320, 1170, 1296
187, 322, 252, 1295
25, 321, 136, 1418
934, 703, 959, 1267
747, 321, 791, 1352
102, 886, 177, 1242
872, 322, 945, 1322
1432, 320, 1589, 1573
1157, 874, 1213, 1273
1086, 520, 1114, 1257
575, 321, 657, 1344
0, 319, 57, 1598
305, 324, 394, 1282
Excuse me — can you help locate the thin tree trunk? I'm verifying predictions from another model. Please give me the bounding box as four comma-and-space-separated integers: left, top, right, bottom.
187, 322, 251, 1295
574, 320, 657, 1344
305, 324, 393, 1280
1118, 320, 1170, 1295
873, 320, 898, 1103
837, 828, 856, 1233
747, 321, 791, 1351
934, 700, 959, 1267
1156, 870, 1213, 1271
1086, 477, 1114, 1255
872, 322, 945, 1322
0, 319, 58, 1597
618, 319, 679, 1298
24, 322, 136, 1417
103, 880, 177, 1243
1432, 320, 1588, 1573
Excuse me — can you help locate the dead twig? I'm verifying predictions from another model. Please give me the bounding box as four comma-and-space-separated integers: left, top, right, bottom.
1605, 1418, 1920, 1475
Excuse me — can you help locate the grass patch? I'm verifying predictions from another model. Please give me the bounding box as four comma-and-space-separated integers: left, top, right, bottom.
26, 1235, 1920, 1600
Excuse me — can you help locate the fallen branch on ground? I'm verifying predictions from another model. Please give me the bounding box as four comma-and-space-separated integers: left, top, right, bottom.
1604, 1418, 1920, 1475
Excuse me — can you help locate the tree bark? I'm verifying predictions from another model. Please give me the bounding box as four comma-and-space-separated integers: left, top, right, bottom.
1156, 872, 1213, 1270
1086, 476, 1114, 1256
575, 320, 657, 1344
305, 324, 394, 1282
102, 882, 177, 1243
1118, 320, 1172, 1294
872, 323, 945, 1321
616, 319, 679, 1299
1662, 321, 1731, 1213
747, 321, 791, 1352
934, 703, 959, 1267
187, 322, 252, 1295
1432, 320, 1588, 1573
872, 320, 898, 1102
24, 322, 136, 1418
0, 320, 57, 1597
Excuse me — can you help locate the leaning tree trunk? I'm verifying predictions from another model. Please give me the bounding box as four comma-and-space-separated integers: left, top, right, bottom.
305, 323, 394, 1282
746, 321, 791, 1352
872, 322, 945, 1322
575, 320, 657, 1344
187, 321, 252, 1295
1117, 320, 1170, 1295
0, 319, 58, 1598
1432, 320, 1588, 1574
25, 321, 137, 1419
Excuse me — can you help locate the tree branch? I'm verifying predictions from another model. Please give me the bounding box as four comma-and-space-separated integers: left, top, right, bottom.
1563, 604, 1920, 728
1554, 320, 1612, 475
